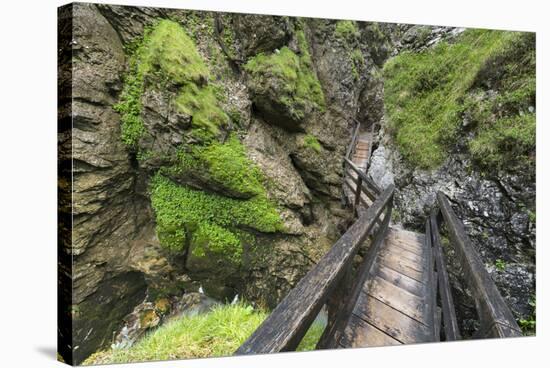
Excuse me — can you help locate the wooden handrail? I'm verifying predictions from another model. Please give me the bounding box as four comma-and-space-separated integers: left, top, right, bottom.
345, 121, 361, 159
430, 211, 461, 340
235, 185, 395, 354
344, 157, 382, 195
436, 192, 522, 338
320, 197, 393, 348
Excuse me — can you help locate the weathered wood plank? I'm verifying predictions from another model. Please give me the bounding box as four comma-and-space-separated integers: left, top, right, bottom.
376, 265, 427, 297
379, 256, 426, 283
386, 240, 425, 257
354, 294, 432, 344
385, 236, 425, 253
424, 219, 437, 341
364, 276, 429, 324
340, 314, 401, 348
379, 246, 426, 266
378, 249, 427, 273
437, 192, 522, 338
235, 185, 395, 355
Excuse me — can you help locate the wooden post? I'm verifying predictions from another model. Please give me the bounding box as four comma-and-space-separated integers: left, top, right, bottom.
353, 176, 363, 216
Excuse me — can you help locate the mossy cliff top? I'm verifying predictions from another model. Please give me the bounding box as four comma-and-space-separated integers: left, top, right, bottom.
384, 29, 535, 172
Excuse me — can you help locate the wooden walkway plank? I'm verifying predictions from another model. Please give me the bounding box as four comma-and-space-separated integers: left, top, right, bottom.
354, 295, 432, 344
376, 264, 427, 298
364, 276, 429, 324
340, 314, 401, 348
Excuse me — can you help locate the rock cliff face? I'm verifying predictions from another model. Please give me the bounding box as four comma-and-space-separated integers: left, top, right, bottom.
61, 3, 393, 363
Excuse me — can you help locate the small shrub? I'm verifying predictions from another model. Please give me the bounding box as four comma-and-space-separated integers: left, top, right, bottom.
495, 259, 506, 271
303, 134, 322, 153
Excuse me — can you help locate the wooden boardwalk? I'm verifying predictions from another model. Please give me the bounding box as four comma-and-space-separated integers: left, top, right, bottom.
236, 119, 522, 356
339, 228, 435, 347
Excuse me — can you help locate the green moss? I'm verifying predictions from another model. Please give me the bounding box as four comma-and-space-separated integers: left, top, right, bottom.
350, 49, 364, 80
244, 29, 325, 121
172, 134, 265, 197
519, 297, 536, 335
303, 134, 322, 153
115, 19, 229, 149
335, 20, 360, 42
384, 29, 534, 170
191, 223, 242, 264
175, 83, 228, 137
150, 174, 283, 255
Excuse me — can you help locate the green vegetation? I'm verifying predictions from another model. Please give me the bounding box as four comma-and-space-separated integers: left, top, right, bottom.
495, 259, 506, 271
519, 297, 536, 335
150, 174, 283, 259
172, 134, 265, 198
384, 30, 535, 170
350, 49, 364, 80
83, 303, 266, 364
527, 210, 536, 224
303, 134, 322, 153
115, 19, 229, 149
84, 303, 324, 365
244, 29, 325, 121
297, 319, 326, 351
335, 20, 360, 42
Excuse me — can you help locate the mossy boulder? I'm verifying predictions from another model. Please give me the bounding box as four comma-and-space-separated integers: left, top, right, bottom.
244, 32, 325, 131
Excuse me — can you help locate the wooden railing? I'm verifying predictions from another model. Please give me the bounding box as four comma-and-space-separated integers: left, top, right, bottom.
235, 172, 394, 354
427, 191, 522, 340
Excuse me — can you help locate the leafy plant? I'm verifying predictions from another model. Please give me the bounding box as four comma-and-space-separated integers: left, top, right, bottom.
495, 259, 506, 271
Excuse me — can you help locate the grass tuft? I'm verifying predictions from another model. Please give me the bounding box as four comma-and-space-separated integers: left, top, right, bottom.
84, 302, 325, 365
303, 134, 322, 153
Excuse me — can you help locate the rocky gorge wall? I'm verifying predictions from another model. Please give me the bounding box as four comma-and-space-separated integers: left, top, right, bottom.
59, 3, 394, 363
59, 4, 535, 363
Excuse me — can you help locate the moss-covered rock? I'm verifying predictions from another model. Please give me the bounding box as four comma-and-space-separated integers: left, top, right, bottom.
165, 134, 265, 199
150, 174, 284, 276
115, 19, 229, 154
244, 30, 325, 130
233, 14, 292, 57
